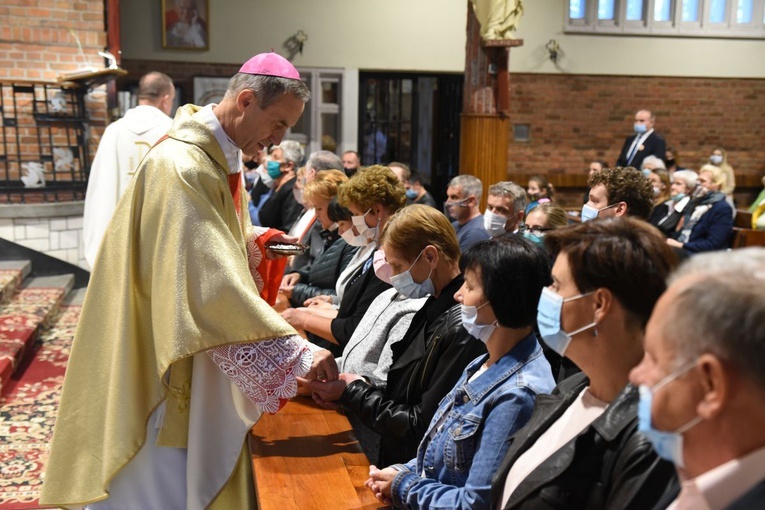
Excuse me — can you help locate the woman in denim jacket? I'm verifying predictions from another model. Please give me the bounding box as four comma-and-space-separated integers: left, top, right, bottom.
366, 236, 556, 509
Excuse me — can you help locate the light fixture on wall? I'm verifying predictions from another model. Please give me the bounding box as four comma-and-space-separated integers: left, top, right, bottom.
545, 39, 561, 64
284, 30, 308, 61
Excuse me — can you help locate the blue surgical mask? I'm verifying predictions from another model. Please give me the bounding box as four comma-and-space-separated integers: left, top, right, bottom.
389, 249, 435, 299
642, 168, 652, 177
522, 230, 545, 249
536, 287, 596, 357
671, 192, 686, 202
710, 154, 723, 165
638, 361, 703, 468
405, 189, 418, 200
460, 301, 497, 343
266, 159, 282, 179
634, 123, 647, 134
581, 202, 617, 222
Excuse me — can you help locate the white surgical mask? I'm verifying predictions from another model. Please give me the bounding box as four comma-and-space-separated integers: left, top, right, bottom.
709, 154, 723, 165
460, 301, 497, 343
345, 208, 379, 246
389, 249, 435, 299
483, 210, 508, 237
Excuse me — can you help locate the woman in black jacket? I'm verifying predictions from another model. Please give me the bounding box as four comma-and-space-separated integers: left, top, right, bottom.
306, 205, 486, 466
491, 217, 679, 510
281, 165, 403, 350
279, 170, 357, 308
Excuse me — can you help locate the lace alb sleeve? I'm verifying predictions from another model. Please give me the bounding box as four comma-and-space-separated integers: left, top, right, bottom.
207, 334, 312, 414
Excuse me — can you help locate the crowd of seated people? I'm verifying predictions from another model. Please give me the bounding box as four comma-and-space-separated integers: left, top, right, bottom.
243, 139, 763, 509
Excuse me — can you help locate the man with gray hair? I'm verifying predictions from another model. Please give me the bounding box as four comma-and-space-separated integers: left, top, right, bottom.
444, 174, 490, 252
484, 181, 527, 237
630, 247, 765, 509
42, 52, 338, 509
305, 149, 343, 183
258, 139, 306, 232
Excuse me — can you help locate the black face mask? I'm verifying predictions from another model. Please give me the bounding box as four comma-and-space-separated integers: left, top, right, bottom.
243, 160, 259, 170
666, 159, 676, 167
344, 167, 358, 178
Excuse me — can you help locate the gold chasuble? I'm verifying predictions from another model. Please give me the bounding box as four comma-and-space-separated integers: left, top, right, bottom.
41, 104, 297, 507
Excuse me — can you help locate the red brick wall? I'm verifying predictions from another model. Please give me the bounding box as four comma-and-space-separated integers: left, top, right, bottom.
0, 0, 108, 189
507, 73, 765, 206
0, 0, 107, 82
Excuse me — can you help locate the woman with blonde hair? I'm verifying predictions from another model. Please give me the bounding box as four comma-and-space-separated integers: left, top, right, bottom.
305, 204, 486, 466
520, 203, 568, 250
279, 170, 357, 320
281, 165, 405, 348
708, 147, 736, 206
667, 164, 733, 254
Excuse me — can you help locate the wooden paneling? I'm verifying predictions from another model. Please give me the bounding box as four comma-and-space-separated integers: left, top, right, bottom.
250, 398, 384, 510
460, 114, 509, 207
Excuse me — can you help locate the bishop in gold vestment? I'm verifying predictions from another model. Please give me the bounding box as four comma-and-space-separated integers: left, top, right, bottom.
41, 53, 337, 509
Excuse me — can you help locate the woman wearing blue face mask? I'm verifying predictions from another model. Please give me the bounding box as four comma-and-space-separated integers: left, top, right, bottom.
365, 236, 556, 509
491, 217, 679, 510
304, 204, 487, 467
281, 165, 405, 350
520, 203, 568, 250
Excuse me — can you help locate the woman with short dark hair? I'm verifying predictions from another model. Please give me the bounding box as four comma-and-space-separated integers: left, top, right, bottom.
492, 217, 679, 510
365, 236, 555, 509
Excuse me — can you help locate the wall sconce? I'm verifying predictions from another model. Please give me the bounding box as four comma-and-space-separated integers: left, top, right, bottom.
284, 30, 308, 61
545, 39, 561, 64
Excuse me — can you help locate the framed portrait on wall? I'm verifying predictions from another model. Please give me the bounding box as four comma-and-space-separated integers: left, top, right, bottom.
162, 0, 209, 50
193, 77, 230, 105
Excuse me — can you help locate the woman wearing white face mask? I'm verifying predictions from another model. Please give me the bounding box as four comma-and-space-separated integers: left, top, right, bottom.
281, 165, 405, 350
364, 236, 556, 508
708, 147, 736, 205
304, 204, 487, 467
491, 217, 679, 510
667, 165, 733, 255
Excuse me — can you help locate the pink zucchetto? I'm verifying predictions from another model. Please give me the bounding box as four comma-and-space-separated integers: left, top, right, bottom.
238, 52, 300, 80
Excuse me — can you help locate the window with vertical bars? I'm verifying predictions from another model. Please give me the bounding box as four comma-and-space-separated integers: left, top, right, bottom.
566, 0, 765, 36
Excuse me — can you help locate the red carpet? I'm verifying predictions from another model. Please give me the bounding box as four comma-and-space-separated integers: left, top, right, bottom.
0, 305, 80, 509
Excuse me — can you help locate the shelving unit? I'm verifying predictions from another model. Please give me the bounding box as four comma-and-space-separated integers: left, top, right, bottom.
0, 69, 125, 204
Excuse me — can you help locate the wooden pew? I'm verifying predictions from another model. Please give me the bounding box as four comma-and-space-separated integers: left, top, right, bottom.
250, 397, 386, 509
731, 227, 765, 248
735, 209, 753, 229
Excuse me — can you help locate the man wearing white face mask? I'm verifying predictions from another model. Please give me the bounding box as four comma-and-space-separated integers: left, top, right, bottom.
582, 166, 654, 222
630, 248, 765, 510
616, 109, 666, 170
484, 181, 527, 238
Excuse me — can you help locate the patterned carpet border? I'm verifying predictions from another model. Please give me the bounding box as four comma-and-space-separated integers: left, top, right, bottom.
0, 305, 80, 509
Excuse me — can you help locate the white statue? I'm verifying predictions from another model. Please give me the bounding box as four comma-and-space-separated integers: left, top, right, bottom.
470, 0, 524, 40
21, 162, 46, 188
